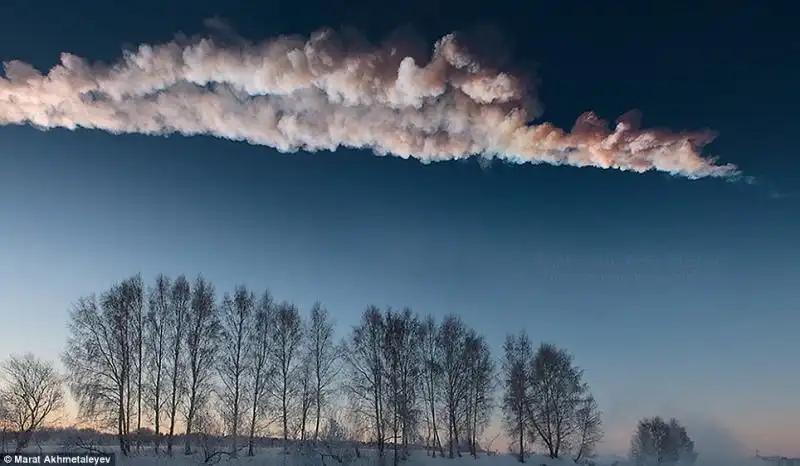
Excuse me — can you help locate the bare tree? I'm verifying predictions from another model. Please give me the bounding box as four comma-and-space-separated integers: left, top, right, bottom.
383, 308, 424, 466
630, 417, 697, 466
61, 296, 118, 445
194, 409, 226, 464
527, 343, 585, 459
464, 332, 494, 458
114, 277, 141, 449
573, 394, 602, 462
344, 306, 386, 457
420, 316, 444, 457
308, 302, 340, 440
63, 276, 142, 456
217, 286, 254, 456
502, 332, 533, 463
245, 291, 274, 456
0, 397, 10, 454
184, 276, 220, 455
0, 354, 65, 452
312, 415, 359, 465
166, 275, 190, 455
437, 315, 470, 458
399, 310, 425, 460
295, 350, 314, 441
144, 274, 170, 453
270, 301, 303, 448
383, 309, 405, 466
122, 275, 145, 453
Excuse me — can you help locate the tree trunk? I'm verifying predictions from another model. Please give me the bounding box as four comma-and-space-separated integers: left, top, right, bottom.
428, 369, 441, 457
431, 409, 443, 457
154, 385, 161, 454
136, 337, 142, 454
167, 346, 179, 455
247, 375, 260, 456
472, 394, 479, 458
282, 383, 288, 444
448, 409, 455, 458
231, 404, 239, 456
119, 382, 128, 456
393, 408, 399, 466
300, 406, 307, 442
314, 381, 322, 440
125, 365, 132, 450
184, 411, 194, 455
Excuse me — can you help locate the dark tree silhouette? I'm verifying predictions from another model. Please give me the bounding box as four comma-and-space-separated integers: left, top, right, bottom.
183, 276, 220, 455
383, 308, 424, 466
420, 316, 444, 457
62, 276, 143, 456
344, 306, 387, 457
295, 348, 314, 441
0, 354, 64, 452
630, 417, 697, 465
144, 275, 171, 453
308, 302, 340, 441
502, 332, 533, 463
245, 291, 274, 456
437, 315, 470, 458
463, 331, 494, 458
125, 275, 145, 453
270, 301, 303, 448
527, 343, 587, 459
573, 394, 602, 462
217, 285, 254, 456
165, 275, 190, 455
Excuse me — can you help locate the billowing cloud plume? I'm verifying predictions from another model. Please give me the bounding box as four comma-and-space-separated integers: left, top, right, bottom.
0, 26, 739, 178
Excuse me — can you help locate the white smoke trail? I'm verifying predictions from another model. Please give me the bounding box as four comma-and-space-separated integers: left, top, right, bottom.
0, 26, 739, 178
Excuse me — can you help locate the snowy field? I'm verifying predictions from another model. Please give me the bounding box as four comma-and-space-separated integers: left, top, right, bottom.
127, 450, 771, 466
112, 450, 772, 466
17, 444, 773, 466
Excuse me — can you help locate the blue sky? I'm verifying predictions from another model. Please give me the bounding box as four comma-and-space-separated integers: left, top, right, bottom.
1, 0, 798, 457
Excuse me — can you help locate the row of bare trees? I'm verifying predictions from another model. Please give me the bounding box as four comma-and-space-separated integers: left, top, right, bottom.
501, 332, 603, 463
344, 308, 495, 465
58, 274, 506, 462
0, 272, 603, 463
61, 274, 344, 458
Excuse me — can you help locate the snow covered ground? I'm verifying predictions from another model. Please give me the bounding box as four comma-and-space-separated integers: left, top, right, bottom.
110, 449, 598, 466
109, 449, 770, 466
16, 443, 772, 466
117, 450, 554, 466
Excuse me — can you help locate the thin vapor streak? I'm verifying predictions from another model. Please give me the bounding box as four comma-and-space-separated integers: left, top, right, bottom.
0, 27, 738, 178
